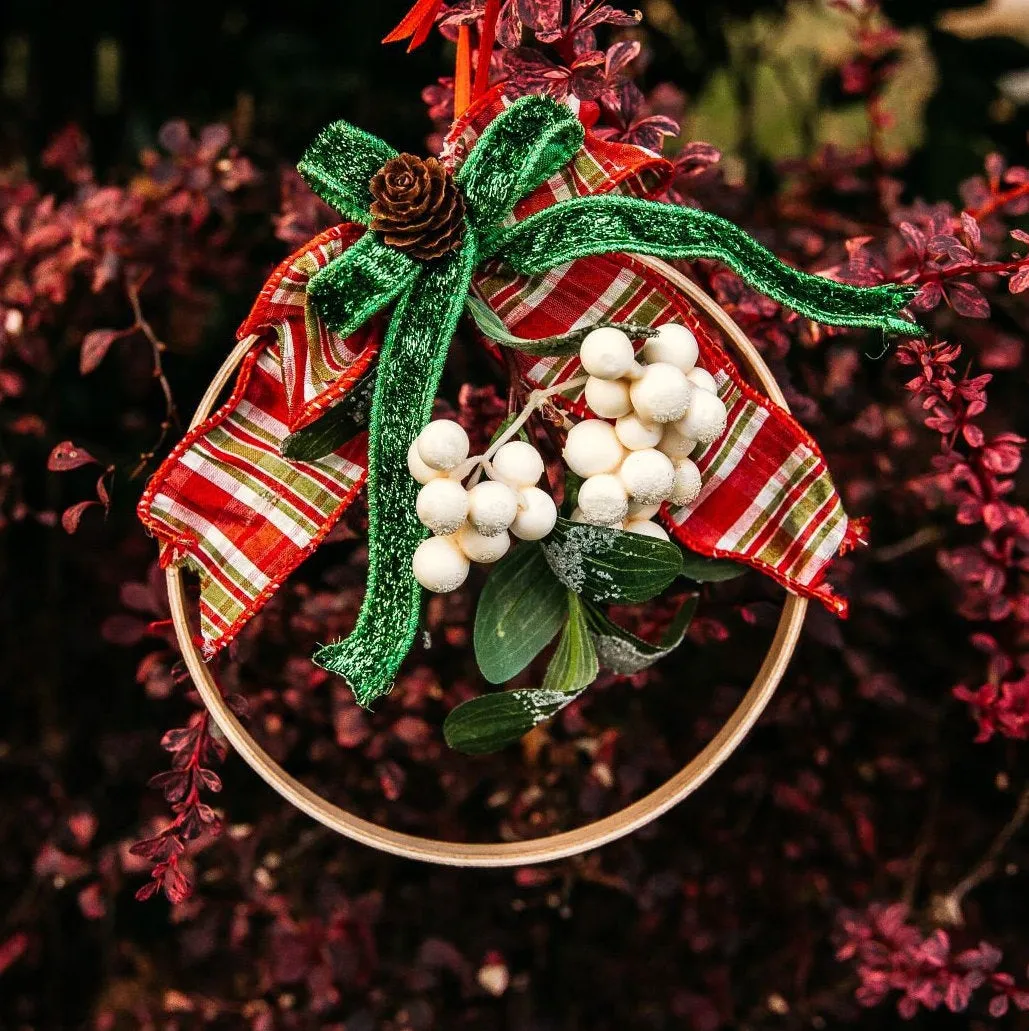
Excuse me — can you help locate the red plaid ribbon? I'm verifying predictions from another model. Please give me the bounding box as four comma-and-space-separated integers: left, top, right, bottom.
140, 90, 863, 658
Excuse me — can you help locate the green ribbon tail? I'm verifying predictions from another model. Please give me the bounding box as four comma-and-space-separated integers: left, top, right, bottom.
312, 239, 479, 705
485, 195, 920, 336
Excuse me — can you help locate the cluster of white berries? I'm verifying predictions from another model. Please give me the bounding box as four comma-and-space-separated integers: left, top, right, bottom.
564, 322, 727, 539
406, 321, 727, 595
408, 420, 558, 594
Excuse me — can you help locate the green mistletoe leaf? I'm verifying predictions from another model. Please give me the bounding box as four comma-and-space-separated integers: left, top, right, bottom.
474, 543, 567, 685
451, 590, 600, 754
281, 367, 377, 461
679, 549, 747, 583
465, 295, 655, 358
542, 518, 684, 605
443, 687, 571, 755
586, 594, 698, 675
542, 593, 599, 695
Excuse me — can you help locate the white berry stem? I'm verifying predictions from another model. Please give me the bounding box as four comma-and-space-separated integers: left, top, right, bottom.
455, 375, 588, 488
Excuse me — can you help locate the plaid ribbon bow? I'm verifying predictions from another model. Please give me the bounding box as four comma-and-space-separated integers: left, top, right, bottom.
142, 93, 917, 708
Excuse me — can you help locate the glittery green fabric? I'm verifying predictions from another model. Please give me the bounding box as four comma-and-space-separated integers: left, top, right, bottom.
298, 122, 397, 226
308, 233, 419, 339
483, 196, 920, 336
294, 93, 919, 707
313, 241, 478, 702
455, 95, 584, 228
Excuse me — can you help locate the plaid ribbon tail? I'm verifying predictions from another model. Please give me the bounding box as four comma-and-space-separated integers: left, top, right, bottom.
138, 226, 379, 655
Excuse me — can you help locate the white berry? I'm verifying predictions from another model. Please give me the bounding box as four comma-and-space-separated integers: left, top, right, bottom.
686, 367, 718, 394
658, 427, 697, 461
619, 448, 675, 504
624, 518, 670, 542
629, 362, 693, 424
416, 419, 469, 472
676, 389, 727, 445
408, 441, 442, 485
577, 474, 629, 525
412, 536, 470, 593
642, 323, 699, 372
571, 507, 623, 530
584, 376, 632, 419
615, 413, 663, 451
628, 501, 661, 520
456, 524, 511, 564
491, 440, 544, 488
563, 419, 625, 477
579, 327, 636, 380
416, 478, 469, 536
467, 480, 519, 536
669, 458, 702, 507
510, 487, 558, 541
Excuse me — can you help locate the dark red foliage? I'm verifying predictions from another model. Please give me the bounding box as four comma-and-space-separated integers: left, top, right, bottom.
4, 1, 1029, 1028
836, 904, 1029, 1019
130, 709, 228, 903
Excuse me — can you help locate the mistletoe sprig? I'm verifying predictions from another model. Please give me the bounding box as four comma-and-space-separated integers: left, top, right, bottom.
446, 516, 717, 754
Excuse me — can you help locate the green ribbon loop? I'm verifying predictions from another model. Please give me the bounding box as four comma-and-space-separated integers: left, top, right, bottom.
298, 120, 398, 226
288, 95, 920, 707
313, 236, 480, 705
456, 94, 585, 230
483, 195, 920, 336
309, 234, 420, 339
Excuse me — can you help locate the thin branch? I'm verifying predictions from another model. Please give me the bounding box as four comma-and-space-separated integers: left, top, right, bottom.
125, 273, 180, 478
931, 784, 1029, 924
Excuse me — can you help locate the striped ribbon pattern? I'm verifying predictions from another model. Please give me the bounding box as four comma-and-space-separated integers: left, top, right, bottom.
138, 227, 376, 654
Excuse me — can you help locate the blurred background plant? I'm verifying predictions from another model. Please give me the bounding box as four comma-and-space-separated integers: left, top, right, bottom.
1, 0, 1028, 1027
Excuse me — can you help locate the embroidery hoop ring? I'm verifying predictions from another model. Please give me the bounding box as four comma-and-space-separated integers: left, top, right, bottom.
167, 256, 808, 867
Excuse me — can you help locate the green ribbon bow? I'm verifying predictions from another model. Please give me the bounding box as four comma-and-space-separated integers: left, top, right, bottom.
299, 94, 917, 706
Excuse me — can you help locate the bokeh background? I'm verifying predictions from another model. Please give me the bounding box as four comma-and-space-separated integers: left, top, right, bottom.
1, 1, 1028, 1028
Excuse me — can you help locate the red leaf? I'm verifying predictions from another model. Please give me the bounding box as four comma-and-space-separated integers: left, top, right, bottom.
0, 933, 28, 975
134, 879, 161, 902
96, 475, 110, 507
47, 441, 99, 471
61, 500, 99, 534
947, 282, 991, 319
79, 329, 119, 374
77, 883, 107, 920
898, 221, 926, 255
960, 211, 981, 251
1009, 265, 1029, 294
101, 613, 148, 646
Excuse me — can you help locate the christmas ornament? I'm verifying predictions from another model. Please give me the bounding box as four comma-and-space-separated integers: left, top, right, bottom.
139, 0, 920, 865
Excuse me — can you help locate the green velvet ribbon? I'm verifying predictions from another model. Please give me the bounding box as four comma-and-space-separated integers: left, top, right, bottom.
301, 94, 918, 706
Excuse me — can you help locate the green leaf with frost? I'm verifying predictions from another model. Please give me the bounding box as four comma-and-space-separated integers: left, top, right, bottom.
281, 367, 376, 460
443, 687, 574, 755
679, 549, 747, 583
542, 518, 683, 605
586, 595, 698, 675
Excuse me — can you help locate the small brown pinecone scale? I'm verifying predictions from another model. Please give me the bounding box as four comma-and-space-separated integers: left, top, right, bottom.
369, 154, 466, 262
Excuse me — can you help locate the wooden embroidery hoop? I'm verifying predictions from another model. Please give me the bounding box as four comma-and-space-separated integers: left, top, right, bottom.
167, 256, 808, 867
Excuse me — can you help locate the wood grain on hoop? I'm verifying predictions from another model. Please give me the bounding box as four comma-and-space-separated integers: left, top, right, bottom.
167, 256, 808, 867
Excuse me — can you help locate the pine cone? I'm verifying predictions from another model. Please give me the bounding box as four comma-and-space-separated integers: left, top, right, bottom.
369, 154, 466, 262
